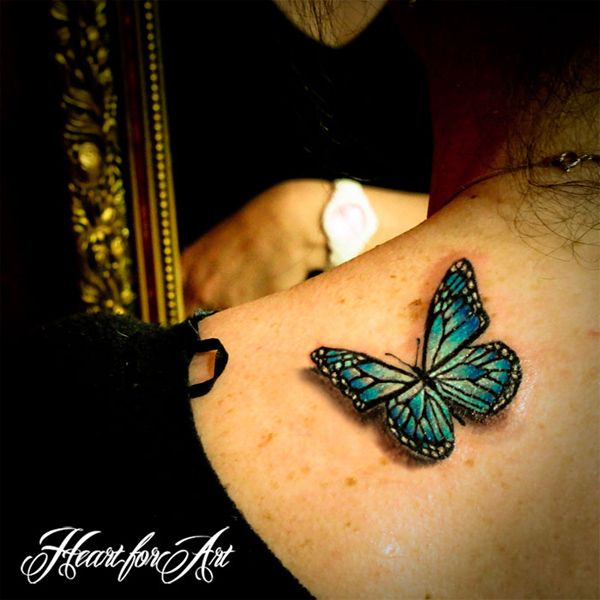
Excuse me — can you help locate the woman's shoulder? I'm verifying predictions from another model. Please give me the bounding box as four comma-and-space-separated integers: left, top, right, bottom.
190, 184, 599, 598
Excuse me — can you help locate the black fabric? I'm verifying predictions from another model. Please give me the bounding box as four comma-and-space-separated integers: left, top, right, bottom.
0, 312, 310, 599
185, 311, 230, 399
187, 336, 229, 398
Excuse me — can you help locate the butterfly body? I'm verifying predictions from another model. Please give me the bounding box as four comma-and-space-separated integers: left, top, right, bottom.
311, 259, 522, 460
410, 365, 437, 389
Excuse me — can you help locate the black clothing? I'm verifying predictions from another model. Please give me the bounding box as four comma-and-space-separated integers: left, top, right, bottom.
1, 313, 310, 599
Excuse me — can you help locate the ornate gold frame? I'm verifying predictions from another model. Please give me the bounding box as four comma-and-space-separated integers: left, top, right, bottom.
52, 0, 183, 324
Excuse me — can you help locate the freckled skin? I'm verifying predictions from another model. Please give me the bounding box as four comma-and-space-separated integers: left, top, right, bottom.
257, 432, 275, 448
408, 298, 426, 323
192, 191, 599, 598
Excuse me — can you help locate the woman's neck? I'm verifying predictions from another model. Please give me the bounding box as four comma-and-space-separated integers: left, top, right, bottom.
426, 73, 514, 208
391, 2, 599, 209
426, 72, 599, 211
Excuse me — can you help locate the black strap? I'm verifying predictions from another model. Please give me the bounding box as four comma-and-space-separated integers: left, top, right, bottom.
186, 310, 229, 399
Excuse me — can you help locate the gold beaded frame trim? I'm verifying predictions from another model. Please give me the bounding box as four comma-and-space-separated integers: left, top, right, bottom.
118, 0, 183, 324
52, 0, 183, 323
52, 0, 136, 315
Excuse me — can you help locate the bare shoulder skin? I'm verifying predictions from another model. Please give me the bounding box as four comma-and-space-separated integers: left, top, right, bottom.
188, 2, 599, 597
192, 181, 598, 598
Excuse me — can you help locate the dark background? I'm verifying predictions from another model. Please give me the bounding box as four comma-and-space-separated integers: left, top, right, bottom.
1, 0, 80, 337
161, 0, 432, 247
0, 0, 432, 335
1, 1, 431, 598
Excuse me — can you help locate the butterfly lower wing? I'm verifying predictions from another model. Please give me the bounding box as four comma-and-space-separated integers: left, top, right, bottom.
386, 383, 455, 460
424, 259, 490, 373
431, 341, 522, 419
311, 347, 418, 412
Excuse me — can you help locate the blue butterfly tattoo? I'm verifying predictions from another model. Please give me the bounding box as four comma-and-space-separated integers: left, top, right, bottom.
311, 258, 522, 460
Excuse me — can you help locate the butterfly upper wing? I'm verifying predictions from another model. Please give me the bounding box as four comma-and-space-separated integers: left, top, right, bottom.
423, 259, 489, 373
311, 347, 418, 412
431, 341, 522, 419
386, 382, 455, 459
311, 259, 521, 461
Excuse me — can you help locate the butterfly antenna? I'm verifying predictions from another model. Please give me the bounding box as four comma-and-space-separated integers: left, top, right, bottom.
384, 353, 414, 371
414, 338, 421, 367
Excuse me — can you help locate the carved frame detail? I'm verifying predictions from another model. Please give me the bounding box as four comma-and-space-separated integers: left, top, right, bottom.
52, 0, 135, 315
52, 0, 183, 324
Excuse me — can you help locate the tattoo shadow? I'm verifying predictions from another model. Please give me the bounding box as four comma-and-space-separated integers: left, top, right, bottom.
465, 407, 512, 432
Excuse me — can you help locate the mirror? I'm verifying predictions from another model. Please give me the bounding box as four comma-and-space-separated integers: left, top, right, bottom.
52, 0, 431, 324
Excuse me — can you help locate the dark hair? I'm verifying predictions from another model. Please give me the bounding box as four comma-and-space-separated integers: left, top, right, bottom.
300, 0, 600, 261
491, 1, 600, 263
